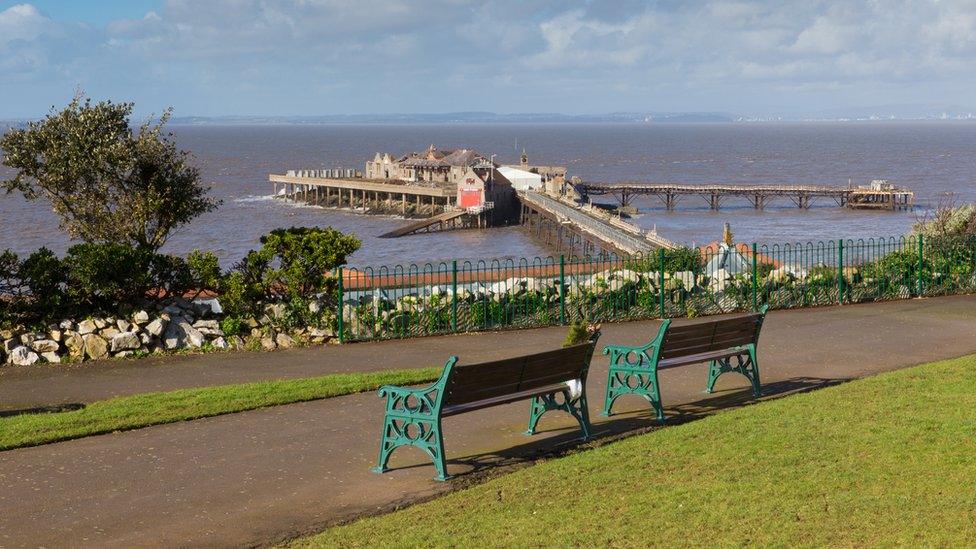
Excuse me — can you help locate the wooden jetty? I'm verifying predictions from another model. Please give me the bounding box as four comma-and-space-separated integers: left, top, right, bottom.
379, 210, 469, 238
519, 191, 678, 256
575, 181, 914, 211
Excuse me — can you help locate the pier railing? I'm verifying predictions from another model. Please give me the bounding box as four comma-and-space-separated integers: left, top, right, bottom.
332, 234, 976, 342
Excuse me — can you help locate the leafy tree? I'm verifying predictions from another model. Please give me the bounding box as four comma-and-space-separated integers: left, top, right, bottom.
0, 94, 219, 252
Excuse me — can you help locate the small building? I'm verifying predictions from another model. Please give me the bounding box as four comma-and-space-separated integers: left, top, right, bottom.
497, 166, 543, 192
364, 145, 493, 186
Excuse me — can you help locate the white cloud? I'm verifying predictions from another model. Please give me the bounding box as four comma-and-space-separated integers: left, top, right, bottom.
2, 0, 976, 117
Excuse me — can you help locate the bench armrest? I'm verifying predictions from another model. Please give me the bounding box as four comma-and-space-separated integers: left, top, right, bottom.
376, 356, 457, 417
603, 344, 654, 368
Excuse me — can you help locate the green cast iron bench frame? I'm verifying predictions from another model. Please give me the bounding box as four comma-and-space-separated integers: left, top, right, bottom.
602, 305, 768, 422
371, 332, 600, 481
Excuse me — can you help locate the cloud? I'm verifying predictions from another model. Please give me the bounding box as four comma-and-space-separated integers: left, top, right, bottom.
1, 0, 975, 117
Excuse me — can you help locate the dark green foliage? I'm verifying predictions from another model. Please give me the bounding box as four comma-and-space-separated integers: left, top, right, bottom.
63, 243, 155, 312
0, 94, 219, 252
222, 227, 361, 319
18, 248, 67, 320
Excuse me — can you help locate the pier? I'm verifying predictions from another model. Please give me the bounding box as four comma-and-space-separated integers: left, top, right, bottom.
269, 174, 456, 216
575, 181, 914, 211
519, 191, 679, 256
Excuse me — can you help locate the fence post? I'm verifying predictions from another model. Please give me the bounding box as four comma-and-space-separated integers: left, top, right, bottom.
751, 243, 758, 311
837, 239, 845, 305
451, 260, 458, 332
658, 248, 666, 318
917, 234, 924, 297
336, 267, 344, 343
559, 255, 566, 325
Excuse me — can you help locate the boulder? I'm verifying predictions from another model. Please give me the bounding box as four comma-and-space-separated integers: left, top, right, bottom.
145, 318, 168, 337
58, 320, 74, 331
31, 339, 60, 354
116, 319, 132, 332
308, 327, 333, 339
10, 346, 40, 366
264, 303, 286, 319
163, 319, 205, 349
83, 334, 109, 360
133, 310, 150, 324
226, 336, 244, 349
308, 300, 322, 314
3, 338, 19, 353
64, 332, 85, 359
212, 337, 229, 350
260, 336, 277, 350
244, 317, 260, 328
192, 319, 220, 331
114, 351, 134, 358
275, 333, 297, 349
673, 271, 697, 290
100, 327, 120, 339
766, 266, 794, 284
41, 352, 61, 364
19, 332, 42, 346
77, 319, 97, 335
110, 332, 141, 352
49, 329, 63, 342
0, 328, 14, 340
93, 318, 107, 329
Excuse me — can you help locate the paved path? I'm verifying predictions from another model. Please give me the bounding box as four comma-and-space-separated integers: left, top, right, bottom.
1, 296, 976, 547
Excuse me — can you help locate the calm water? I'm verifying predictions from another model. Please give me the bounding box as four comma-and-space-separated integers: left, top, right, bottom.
1, 122, 975, 267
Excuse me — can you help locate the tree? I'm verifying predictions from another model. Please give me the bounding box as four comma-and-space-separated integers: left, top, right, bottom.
0, 94, 219, 252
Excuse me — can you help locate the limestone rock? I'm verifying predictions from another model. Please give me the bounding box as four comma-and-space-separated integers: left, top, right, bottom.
114, 351, 134, 358
93, 318, 107, 329
100, 327, 120, 339
116, 319, 132, 332
59, 320, 74, 331
0, 328, 14, 340
83, 334, 109, 360
133, 310, 150, 324
41, 352, 61, 364
19, 332, 42, 346
64, 332, 85, 359
212, 337, 229, 349
10, 346, 40, 366
3, 338, 18, 353
145, 318, 168, 337
163, 319, 204, 349
227, 336, 244, 349
244, 317, 260, 328
31, 339, 60, 353
49, 329, 63, 342
192, 319, 220, 330
77, 319, 97, 335
308, 300, 322, 314
260, 336, 276, 351
275, 333, 296, 349
110, 332, 141, 352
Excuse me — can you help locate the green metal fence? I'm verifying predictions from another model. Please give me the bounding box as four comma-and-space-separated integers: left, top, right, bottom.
333, 234, 976, 343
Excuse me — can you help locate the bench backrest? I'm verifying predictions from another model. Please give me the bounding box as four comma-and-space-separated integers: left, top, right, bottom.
441, 337, 598, 410
657, 309, 766, 361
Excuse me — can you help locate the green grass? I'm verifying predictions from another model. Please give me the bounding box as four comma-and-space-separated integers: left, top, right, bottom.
301, 355, 976, 547
0, 367, 440, 451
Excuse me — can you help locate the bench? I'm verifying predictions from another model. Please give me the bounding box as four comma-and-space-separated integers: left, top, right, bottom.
371, 331, 601, 481
601, 305, 769, 422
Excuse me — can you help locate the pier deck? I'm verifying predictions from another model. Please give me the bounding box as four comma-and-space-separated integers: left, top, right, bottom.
269, 174, 455, 215
378, 210, 468, 238
576, 182, 913, 211
519, 191, 678, 255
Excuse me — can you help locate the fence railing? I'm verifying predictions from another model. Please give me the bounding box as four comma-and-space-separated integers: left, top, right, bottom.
332, 234, 976, 342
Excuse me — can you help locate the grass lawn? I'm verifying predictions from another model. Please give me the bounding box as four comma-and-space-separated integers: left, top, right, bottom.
0, 367, 440, 451
301, 354, 976, 547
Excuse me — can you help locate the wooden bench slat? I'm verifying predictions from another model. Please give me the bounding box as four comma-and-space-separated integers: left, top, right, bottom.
441, 382, 571, 416
658, 347, 748, 369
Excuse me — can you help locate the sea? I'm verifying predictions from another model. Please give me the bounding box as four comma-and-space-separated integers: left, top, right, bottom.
1, 122, 975, 268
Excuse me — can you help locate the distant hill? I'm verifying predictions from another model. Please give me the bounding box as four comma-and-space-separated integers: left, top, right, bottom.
168, 111, 737, 125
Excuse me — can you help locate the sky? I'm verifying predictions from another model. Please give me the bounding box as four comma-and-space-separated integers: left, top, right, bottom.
1, 0, 976, 119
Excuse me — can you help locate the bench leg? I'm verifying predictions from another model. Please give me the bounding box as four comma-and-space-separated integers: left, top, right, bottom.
372, 415, 451, 481
705, 349, 762, 398
526, 390, 592, 440
602, 368, 664, 423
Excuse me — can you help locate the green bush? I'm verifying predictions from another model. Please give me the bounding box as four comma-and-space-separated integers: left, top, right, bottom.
19, 248, 67, 321
63, 243, 155, 312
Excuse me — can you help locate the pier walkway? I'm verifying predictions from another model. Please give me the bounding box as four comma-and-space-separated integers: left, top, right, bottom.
576, 182, 913, 211
1, 296, 976, 546
378, 209, 468, 238
520, 191, 678, 254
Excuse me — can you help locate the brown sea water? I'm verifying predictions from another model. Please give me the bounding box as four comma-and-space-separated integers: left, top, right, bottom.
1, 122, 974, 267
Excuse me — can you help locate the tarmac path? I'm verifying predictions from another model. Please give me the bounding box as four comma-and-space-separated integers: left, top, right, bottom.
1, 296, 975, 547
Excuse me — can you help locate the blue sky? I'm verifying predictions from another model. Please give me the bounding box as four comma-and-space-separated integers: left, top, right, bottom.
1, 1, 975, 119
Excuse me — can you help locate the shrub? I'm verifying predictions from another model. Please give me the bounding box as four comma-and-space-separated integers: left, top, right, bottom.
64, 243, 155, 312
18, 248, 67, 320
